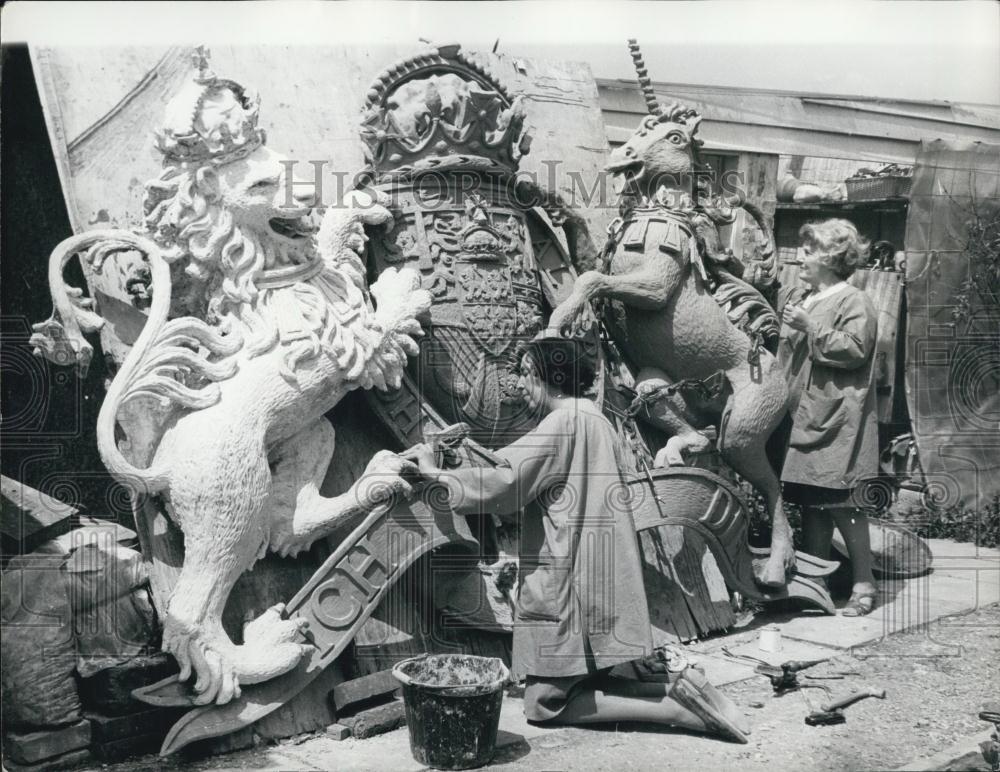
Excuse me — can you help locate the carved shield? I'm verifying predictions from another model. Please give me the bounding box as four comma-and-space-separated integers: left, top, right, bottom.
367, 181, 549, 445
454, 258, 517, 358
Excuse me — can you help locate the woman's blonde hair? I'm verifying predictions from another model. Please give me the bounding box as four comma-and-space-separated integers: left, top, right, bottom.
799, 219, 870, 279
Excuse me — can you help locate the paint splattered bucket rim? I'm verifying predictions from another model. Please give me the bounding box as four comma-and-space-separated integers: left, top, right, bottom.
393, 654, 510, 698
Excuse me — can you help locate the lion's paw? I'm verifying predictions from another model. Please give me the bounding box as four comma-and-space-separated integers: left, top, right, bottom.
237, 604, 313, 684
356, 451, 417, 508
162, 617, 242, 706
243, 603, 308, 644
371, 265, 420, 298
371, 268, 430, 321
317, 190, 393, 264
343, 188, 393, 226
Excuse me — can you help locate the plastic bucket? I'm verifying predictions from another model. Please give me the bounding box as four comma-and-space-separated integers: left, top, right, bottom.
393, 654, 509, 770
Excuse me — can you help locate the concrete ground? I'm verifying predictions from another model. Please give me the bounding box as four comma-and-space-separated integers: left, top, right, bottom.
85, 539, 1000, 772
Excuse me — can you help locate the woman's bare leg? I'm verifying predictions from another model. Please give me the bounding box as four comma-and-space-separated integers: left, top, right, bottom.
547, 672, 750, 742
552, 686, 702, 726
831, 507, 877, 594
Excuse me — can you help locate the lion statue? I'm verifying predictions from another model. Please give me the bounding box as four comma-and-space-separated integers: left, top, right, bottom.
31, 52, 430, 706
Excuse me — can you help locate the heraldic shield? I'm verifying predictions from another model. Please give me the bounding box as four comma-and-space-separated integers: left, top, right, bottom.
359, 44, 555, 448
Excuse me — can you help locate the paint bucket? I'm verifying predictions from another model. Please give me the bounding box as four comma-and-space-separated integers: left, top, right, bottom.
393, 654, 509, 770
758, 626, 782, 653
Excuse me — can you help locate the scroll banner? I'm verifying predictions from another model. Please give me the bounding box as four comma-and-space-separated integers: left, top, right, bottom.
903, 139, 1000, 512
134, 484, 478, 755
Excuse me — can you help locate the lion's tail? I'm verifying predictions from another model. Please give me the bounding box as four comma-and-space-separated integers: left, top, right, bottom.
35, 230, 241, 495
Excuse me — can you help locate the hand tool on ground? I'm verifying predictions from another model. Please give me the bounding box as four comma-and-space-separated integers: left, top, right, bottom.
754, 659, 827, 695
720, 648, 827, 695
799, 672, 860, 681
978, 702, 1000, 771
805, 687, 886, 726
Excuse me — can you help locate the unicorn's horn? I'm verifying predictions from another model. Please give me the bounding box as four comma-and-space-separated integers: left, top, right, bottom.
628, 39, 660, 115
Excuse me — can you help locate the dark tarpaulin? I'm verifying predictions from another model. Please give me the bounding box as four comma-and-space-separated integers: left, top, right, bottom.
904, 139, 1000, 512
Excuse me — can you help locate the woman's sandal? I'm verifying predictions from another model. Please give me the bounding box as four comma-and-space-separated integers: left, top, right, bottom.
841, 591, 877, 617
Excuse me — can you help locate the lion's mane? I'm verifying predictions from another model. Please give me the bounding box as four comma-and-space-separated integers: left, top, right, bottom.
142, 164, 373, 378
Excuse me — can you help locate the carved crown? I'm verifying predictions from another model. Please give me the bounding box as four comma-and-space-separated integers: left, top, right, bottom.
155, 47, 266, 166
459, 195, 505, 261
359, 43, 531, 180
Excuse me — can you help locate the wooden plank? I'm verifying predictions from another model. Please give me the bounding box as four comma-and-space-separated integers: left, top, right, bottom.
673, 533, 730, 636
4, 721, 91, 765
330, 670, 397, 715
605, 114, 919, 164
639, 524, 735, 643
851, 270, 905, 424
700, 547, 733, 631
325, 723, 351, 740
0, 475, 77, 553
338, 701, 405, 739
86, 708, 183, 743
640, 527, 697, 643
27, 46, 82, 232
77, 654, 178, 716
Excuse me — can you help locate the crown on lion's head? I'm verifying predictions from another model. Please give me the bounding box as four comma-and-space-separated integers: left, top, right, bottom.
155, 46, 266, 166
143, 48, 315, 317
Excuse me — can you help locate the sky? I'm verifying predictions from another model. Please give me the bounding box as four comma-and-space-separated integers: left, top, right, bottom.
3, 0, 998, 105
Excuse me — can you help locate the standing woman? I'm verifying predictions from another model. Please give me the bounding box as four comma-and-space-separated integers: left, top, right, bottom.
779, 219, 880, 616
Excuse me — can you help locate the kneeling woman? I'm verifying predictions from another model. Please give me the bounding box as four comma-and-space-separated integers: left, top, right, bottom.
405, 336, 748, 742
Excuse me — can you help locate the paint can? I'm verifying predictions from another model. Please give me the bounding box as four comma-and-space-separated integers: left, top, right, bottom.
758, 625, 782, 653
394, 654, 509, 770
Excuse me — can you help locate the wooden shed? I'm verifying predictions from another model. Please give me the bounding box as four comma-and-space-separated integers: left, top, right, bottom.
596, 79, 1000, 640
599, 78, 1000, 435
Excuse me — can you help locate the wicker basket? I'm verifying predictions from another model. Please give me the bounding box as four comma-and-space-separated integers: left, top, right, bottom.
845, 174, 912, 201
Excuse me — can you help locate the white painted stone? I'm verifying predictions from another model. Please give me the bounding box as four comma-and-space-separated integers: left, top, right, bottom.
31, 55, 431, 707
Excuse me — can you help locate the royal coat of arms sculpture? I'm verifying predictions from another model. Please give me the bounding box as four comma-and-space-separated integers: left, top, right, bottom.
21, 42, 843, 759
357, 45, 564, 448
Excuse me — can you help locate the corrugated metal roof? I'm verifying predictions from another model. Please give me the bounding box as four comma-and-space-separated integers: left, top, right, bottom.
599, 78, 1000, 162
